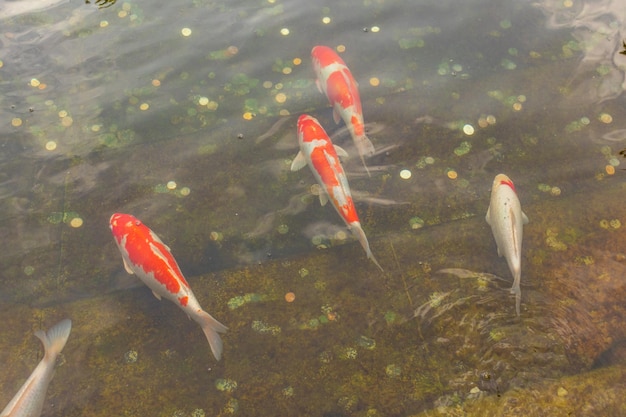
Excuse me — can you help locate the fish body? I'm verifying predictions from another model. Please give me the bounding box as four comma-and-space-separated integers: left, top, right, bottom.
311, 45, 375, 174
485, 174, 529, 315
1, 319, 72, 417
291, 114, 383, 271
109, 213, 227, 360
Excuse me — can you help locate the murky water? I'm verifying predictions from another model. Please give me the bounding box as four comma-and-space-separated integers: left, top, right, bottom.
1, 0, 626, 415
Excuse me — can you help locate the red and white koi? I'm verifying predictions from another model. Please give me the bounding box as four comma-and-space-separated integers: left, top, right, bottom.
1, 319, 72, 417
485, 174, 529, 316
291, 114, 383, 271
109, 213, 227, 360
311, 45, 375, 175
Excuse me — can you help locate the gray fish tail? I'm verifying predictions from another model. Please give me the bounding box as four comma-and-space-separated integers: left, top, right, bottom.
351, 223, 384, 272
510, 274, 521, 316
197, 311, 228, 361
37, 318, 72, 362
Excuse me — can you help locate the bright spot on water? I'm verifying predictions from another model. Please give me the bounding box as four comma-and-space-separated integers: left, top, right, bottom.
424, 156, 435, 164
563, 0, 573, 7
263, 81, 273, 89
371, 26, 380, 33
462, 124, 475, 135
100, 20, 108, 28
486, 115, 496, 125
337, 45, 346, 53
335, 230, 347, 240
370, 77, 380, 86
181, 28, 192, 37
400, 169, 412, 179
118, 10, 127, 18
280, 28, 290, 35
11, 118, 22, 127
61, 116, 73, 127
282, 67, 292, 75
275, 93, 287, 103
30, 78, 40, 87
580, 117, 590, 125
293, 58, 302, 65
243, 112, 254, 120
180, 187, 190, 196
599, 113, 613, 123
513, 102, 522, 111
58, 110, 68, 118
310, 184, 322, 195
606, 165, 616, 175
447, 169, 458, 179
139, 103, 149, 111
45, 141, 57, 151
152, 79, 161, 87
322, 17, 331, 24
70, 217, 83, 228
167, 181, 177, 190
198, 97, 209, 106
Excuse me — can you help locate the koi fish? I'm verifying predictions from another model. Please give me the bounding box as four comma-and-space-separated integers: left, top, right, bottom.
109, 213, 227, 360
485, 174, 529, 316
1, 319, 72, 417
291, 114, 383, 271
311, 45, 375, 175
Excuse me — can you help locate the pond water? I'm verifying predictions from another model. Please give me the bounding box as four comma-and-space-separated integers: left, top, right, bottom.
1, 0, 626, 416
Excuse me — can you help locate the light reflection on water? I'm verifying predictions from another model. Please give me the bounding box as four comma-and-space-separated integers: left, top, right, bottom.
1, 0, 626, 415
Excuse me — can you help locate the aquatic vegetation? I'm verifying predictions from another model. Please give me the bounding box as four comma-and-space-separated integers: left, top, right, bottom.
215, 378, 238, 393
124, 350, 138, 363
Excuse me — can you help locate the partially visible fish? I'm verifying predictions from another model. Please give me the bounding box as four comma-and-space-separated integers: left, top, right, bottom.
109, 213, 227, 360
291, 114, 383, 271
1, 319, 72, 417
485, 174, 529, 315
311, 45, 375, 175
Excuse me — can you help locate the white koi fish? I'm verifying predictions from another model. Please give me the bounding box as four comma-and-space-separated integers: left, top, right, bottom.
311, 45, 375, 175
110, 213, 227, 360
1, 319, 72, 417
485, 174, 529, 315
291, 114, 383, 271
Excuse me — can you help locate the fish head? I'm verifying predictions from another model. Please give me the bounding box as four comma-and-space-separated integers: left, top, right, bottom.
109, 213, 147, 246
297, 114, 331, 149
493, 173, 516, 193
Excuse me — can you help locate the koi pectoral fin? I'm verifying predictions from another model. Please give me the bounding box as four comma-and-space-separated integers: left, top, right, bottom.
522, 211, 529, 224
152, 290, 162, 300
290, 151, 307, 171
333, 108, 341, 124
334, 145, 349, 158
319, 192, 329, 206
122, 257, 135, 275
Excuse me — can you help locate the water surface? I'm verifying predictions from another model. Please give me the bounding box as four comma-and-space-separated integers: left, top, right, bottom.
1, 0, 626, 415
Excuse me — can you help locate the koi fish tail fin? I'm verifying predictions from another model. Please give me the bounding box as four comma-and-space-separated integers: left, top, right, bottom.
356, 134, 376, 157
356, 135, 375, 177
197, 311, 228, 361
351, 222, 384, 272
510, 274, 521, 316
35, 319, 72, 362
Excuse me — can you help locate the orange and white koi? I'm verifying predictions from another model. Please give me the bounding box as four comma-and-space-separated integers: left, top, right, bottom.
1, 319, 72, 417
109, 213, 227, 360
291, 114, 383, 271
311, 45, 375, 175
485, 174, 529, 316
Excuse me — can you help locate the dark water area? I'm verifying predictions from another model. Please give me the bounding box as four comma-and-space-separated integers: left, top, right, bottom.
1, 0, 626, 415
